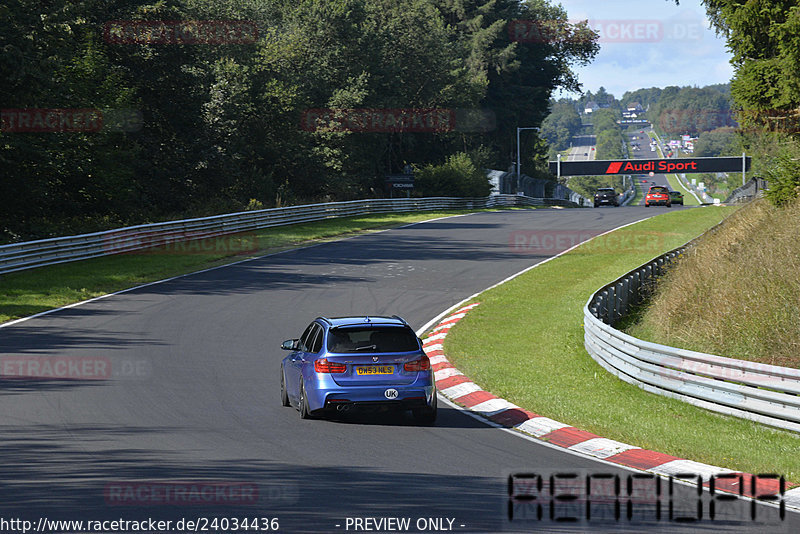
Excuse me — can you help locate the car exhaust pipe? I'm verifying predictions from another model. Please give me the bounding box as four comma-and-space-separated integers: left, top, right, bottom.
336, 404, 351, 412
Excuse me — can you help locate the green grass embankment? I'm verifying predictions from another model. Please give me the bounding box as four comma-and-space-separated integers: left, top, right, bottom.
627, 199, 800, 369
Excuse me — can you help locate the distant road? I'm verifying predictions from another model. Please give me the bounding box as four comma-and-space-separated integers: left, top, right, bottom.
626, 126, 680, 206
566, 134, 596, 161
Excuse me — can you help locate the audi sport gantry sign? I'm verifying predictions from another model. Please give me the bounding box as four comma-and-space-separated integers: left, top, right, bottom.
549, 156, 751, 177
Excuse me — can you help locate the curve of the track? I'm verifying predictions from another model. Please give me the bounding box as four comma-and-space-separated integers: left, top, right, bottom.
1, 208, 794, 533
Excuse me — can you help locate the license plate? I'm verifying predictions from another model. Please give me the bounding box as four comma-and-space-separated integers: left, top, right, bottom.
356, 365, 394, 375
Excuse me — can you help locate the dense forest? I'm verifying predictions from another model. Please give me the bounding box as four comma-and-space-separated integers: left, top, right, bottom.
683, 0, 800, 206
0, 0, 599, 242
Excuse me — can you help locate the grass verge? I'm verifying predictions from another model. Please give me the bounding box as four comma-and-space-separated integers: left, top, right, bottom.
0, 209, 503, 324
628, 182, 644, 206
665, 174, 701, 206
627, 199, 800, 368
443, 205, 800, 483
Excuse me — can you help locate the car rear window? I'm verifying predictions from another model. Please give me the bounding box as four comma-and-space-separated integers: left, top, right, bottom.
650, 186, 668, 193
327, 326, 420, 353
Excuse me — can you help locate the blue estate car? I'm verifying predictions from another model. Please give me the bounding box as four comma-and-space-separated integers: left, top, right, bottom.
280, 316, 437, 423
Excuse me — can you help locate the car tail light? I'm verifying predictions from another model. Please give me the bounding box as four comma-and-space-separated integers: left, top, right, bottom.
314, 358, 346, 373
404, 355, 431, 372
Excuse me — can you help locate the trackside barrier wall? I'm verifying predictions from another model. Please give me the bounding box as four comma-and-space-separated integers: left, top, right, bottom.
487, 169, 590, 207
724, 177, 768, 204
0, 195, 578, 275
583, 239, 800, 433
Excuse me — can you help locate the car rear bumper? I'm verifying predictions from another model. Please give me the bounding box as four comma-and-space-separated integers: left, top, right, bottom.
305, 375, 436, 412
324, 396, 432, 413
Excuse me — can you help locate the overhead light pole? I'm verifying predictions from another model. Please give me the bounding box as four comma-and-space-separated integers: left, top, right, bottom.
516, 127, 540, 194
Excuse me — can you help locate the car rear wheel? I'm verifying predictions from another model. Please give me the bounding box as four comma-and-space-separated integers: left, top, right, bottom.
280, 368, 290, 407
298, 380, 313, 419
412, 393, 437, 425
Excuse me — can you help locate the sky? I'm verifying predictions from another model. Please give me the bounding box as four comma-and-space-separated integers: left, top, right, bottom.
552, 0, 734, 100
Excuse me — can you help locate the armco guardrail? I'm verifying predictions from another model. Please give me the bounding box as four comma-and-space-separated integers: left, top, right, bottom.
724, 177, 768, 204
487, 169, 590, 206
0, 195, 577, 275
584, 243, 800, 433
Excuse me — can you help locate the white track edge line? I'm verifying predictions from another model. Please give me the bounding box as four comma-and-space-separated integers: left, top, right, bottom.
416, 214, 655, 336
435, 393, 797, 514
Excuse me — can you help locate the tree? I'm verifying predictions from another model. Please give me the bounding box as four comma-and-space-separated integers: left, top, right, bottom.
695, 0, 800, 204
648, 85, 734, 137
0, 0, 601, 242
693, 128, 738, 157
414, 152, 491, 197
621, 87, 662, 110
540, 99, 582, 154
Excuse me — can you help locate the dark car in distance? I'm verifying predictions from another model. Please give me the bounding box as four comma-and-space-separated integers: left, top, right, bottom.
594, 188, 619, 207
669, 191, 684, 205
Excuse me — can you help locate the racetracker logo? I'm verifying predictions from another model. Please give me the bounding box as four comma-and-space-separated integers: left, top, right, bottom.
658, 108, 800, 134
1, 356, 112, 380
509, 17, 703, 44
103, 20, 258, 45
1, 109, 103, 133
657, 109, 737, 134
510, 230, 666, 255
657, 356, 795, 387
510, 230, 599, 255
104, 482, 259, 505
301, 108, 455, 133
102, 230, 259, 255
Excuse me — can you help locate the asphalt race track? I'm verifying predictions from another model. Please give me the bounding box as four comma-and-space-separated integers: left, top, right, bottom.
566, 134, 596, 161
1, 208, 796, 533
627, 128, 679, 203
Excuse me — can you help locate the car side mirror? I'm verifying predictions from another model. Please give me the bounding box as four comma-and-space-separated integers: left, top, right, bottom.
281, 339, 298, 351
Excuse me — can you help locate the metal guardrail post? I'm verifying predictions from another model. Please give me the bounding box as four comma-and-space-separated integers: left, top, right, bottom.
599, 291, 608, 323
617, 280, 627, 318
606, 285, 617, 326
630, 272, 640, 304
